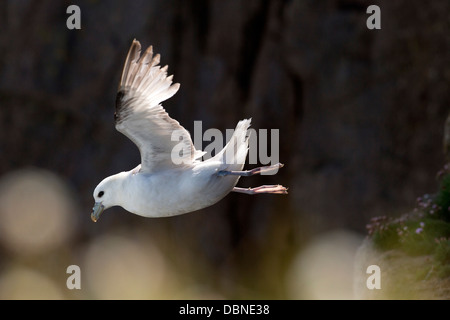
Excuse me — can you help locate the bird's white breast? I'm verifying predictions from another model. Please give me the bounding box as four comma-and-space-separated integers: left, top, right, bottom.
119, 162, 239, 217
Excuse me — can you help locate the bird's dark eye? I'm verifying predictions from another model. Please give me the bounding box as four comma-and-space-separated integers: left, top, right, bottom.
98, 191, 104, 198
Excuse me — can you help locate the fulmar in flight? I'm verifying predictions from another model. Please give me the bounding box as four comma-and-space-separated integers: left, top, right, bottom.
92, 40, 287, 222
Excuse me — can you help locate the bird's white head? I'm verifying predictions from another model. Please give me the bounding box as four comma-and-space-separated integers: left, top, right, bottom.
91, 172, 126, 222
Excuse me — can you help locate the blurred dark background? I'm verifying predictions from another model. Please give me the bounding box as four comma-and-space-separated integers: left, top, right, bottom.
0, 0, 448, 299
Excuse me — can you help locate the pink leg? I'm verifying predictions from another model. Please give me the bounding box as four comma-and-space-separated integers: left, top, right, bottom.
232, 185, 288, 195
218, 163, 284, 176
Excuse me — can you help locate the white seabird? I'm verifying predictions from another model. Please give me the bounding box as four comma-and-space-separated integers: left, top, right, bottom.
92, 39, 287, 222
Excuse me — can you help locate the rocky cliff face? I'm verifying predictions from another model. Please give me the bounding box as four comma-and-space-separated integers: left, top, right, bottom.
0, 0, 448, 298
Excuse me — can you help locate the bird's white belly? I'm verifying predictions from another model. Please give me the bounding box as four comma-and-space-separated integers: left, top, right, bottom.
120, 163, 239, 217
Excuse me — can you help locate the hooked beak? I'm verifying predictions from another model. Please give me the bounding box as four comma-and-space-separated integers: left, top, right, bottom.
91, 202, 105, 222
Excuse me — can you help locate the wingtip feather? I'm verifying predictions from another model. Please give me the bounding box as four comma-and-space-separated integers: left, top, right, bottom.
118, 40, 180, 106
119, 39, 142, 88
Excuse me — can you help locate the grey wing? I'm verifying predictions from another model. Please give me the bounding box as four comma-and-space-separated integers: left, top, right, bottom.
114, 40, 204, 173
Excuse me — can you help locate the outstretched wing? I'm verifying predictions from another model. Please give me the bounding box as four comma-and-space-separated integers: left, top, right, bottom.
114, 40, 204, 173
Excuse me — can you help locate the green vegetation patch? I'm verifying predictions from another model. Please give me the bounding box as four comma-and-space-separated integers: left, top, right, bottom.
367, 164, 450, 278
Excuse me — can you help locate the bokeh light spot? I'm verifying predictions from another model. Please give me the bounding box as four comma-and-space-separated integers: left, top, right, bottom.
0, 169, 77, 256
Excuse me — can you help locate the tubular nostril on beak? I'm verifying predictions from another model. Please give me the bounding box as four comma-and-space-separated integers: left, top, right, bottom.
91, 202, 105, 222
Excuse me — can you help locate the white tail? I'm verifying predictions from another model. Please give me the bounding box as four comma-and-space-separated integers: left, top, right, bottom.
212, 118, 252, 171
